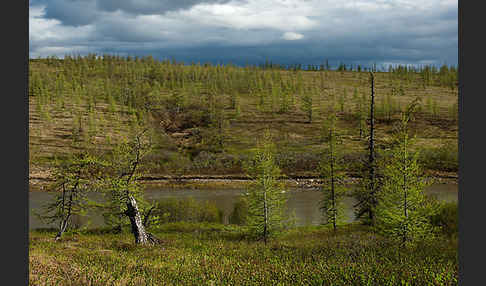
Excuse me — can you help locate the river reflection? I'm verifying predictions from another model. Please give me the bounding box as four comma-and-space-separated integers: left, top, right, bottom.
29, 183, 458, 229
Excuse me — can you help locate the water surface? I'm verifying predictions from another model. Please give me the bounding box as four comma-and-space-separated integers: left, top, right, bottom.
29, 183, 458, 229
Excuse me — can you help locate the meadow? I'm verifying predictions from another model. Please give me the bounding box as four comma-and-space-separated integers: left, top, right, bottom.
30, 199, 458, 285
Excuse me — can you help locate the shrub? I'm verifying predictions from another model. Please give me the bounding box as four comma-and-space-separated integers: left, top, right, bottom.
275, 150, 322, 172
154, 197, 223, 224
192, 151, 242, 173
419, 141, 458, 172
229, 198, 248, 225
429, 201, 458, 237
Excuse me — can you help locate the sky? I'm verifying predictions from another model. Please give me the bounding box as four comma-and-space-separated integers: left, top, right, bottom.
29, 0, 458, 68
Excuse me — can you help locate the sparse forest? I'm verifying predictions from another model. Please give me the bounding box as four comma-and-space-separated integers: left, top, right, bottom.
29, 55, 458, 285
29, 55, 458, 184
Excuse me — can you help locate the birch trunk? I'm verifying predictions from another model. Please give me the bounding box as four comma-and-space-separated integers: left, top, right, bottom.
125, 195, 159, 245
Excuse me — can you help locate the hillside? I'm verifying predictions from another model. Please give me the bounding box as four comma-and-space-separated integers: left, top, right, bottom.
29, 56, 458, 188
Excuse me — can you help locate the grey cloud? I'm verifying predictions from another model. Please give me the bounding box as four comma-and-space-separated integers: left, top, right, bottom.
42, 0, 99, 26
29, 0, 458, 67
107, 38, 456, 69
34, 0, 237, 26
96, 0, 235, 15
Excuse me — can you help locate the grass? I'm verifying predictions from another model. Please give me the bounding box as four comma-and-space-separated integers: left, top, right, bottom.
30, 181, 458, 285
29, 223, 457, 285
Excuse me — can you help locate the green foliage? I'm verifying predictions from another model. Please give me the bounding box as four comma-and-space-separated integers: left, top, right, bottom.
35, 152, 104, 234
428, 201, 458, 237
207, 100, 228, 151
425, 96, 433, 117
243, 131, 288, 243
432, 99, 439, 119
98, 130, 154, 230
319, 114, 348, 230
338, 88, 346, 112
357, 93, 368, 138
449, 100, 458, 122
319, 118, 330, 143
29, 224, 458, 285
376, 115, 437, 245
154, 197, 223, 224
29, 57, 458, 179
301, 92, 313, 123
229, 197, 249, 225
419, 141, 458, 172
278, 88, 291, 114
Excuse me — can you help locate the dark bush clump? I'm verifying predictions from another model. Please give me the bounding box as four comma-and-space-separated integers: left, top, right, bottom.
429, 201, 458, 237
229, 198, 248, 225
419, 141, 458, 172
155, 197, 224, 224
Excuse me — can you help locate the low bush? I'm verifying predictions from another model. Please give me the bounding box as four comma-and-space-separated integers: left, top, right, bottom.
429, 201, 458, 237
275, 150, 322, 173
229, 197, 248, 225
154, 197, 224, 224
419, 141, 458, 172
192, 151, 243, 173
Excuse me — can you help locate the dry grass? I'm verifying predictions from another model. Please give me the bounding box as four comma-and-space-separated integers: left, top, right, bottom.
29, 60, 458, 187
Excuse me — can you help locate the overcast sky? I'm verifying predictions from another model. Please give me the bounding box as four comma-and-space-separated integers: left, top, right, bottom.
29, 0, 458, 68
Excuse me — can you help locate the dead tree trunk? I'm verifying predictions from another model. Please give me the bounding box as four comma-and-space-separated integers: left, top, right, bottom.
125, 195, 149, 244
125, 195, 159, 245
118, 130, 161, 245
55, 219, 69, 241
354, 72, 378, 225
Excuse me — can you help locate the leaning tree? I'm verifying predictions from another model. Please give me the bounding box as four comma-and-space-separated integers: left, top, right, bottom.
100, 130, 160, 245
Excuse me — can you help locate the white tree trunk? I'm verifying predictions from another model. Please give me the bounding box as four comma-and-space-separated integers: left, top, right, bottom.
126, 195, 159, 245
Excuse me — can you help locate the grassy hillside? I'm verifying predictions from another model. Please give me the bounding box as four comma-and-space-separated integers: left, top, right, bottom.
29, 56, 458, 185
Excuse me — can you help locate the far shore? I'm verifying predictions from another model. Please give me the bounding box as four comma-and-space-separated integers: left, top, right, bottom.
29, 171, 458, 192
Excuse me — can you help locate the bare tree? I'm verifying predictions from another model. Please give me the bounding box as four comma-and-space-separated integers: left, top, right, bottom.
355, 72, 379, 225
37, 152, 102, 241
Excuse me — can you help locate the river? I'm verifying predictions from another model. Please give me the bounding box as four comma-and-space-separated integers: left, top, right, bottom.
29, 183, 457, 229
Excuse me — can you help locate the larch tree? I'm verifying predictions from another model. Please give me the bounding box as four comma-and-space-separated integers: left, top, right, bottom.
243, 131, 288, 244
358, 93, 367, 139
319, 113, 348, 231
375, 109, 436, 246
301, 92, 313, 123
37, 152, 103, 241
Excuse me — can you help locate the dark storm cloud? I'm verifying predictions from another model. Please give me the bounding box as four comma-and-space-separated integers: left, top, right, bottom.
96, 0, 236, 15
38, 0, 99, 26
108, 38, 457, 69
29, 0, 458, 67
33, 0, 236, 26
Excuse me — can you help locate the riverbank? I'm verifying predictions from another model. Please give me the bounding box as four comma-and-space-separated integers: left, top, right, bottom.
29, 222, 458, 285
29, 167, 458, 192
